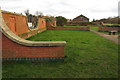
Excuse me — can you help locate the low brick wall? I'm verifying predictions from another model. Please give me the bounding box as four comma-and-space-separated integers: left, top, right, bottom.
98, 27, 120, 32
18, 28, 46, 39
47, 27, 90, 31
2, 33, 65, 60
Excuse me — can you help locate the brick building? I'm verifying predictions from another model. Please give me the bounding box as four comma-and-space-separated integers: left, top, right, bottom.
67, 14, 89, 26
72, 14, 89, 22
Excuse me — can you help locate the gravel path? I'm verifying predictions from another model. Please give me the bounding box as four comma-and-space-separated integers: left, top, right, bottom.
91, 30, 119, 44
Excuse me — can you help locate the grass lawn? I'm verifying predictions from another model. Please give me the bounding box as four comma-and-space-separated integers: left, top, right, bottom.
59, 26, 89, 27
2, 30, 118, 78
90, 26, 99, 31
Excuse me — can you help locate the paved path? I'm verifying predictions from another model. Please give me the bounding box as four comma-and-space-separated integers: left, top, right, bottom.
91, 30, 119, 44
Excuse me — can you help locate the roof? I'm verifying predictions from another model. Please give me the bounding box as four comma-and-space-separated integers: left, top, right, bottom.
73, 14, 89, 20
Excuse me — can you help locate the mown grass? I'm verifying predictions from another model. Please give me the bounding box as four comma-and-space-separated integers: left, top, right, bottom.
90, 26, 99, 31
57, 26, 88, 27
3, 30, 118, 78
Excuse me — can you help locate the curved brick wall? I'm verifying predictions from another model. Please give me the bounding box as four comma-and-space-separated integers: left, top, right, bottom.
46, 21, 56, 27
2, 33, 65, 59
0, 10, 66, 61
2, 11, 30, 35
2, 11, 46, 39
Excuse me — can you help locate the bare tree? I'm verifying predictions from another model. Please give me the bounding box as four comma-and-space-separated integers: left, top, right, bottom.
24, 9, 30, 16
35, 11, 44, 18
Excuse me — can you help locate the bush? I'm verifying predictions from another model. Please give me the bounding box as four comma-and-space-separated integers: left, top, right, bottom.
56, 16, 67, 26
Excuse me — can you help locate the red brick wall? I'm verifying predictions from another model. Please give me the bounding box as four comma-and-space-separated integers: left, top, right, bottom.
46, 21, 56, 27
38, 18, 46, 29
18, 28, 46, 39
2, 11, 46, 36
2, 33, 64, 59
47, 27, 90, 31
1, 11, 65, 60
2, 12, 30, 35
98, 27, 120, 31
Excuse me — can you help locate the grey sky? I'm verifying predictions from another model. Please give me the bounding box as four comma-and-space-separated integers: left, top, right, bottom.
0, 0, 119, 21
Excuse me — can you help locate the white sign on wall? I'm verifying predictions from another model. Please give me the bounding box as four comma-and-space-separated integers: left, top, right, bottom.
28, 23, 32, 28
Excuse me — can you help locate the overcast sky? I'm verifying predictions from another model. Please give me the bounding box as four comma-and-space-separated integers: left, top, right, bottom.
0, 0, 119, 21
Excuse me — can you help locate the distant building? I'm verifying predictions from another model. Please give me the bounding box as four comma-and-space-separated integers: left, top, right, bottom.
67, 14, 89, 26
72, 14, 89, 22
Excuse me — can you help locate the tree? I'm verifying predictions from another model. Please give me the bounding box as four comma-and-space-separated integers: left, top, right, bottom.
44, 17, 52, 22
56, 16, 67, 26
93, 19, 96, 22
35, 11, 44, 18
24, 9, 30, 16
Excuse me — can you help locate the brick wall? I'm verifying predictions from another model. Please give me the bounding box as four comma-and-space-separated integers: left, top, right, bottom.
2, 11, 46, 39
47, 27, 90, 31
1, 10, 66, 61
46, 21, 56, 27
2, 32, 65, 60
18, 28, 46, 39
38, 18, 46, 29
2, 12, 30, 35
98, 27, 120, 32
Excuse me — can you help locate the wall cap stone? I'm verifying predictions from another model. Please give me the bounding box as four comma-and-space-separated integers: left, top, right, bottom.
1, 10, 25, 16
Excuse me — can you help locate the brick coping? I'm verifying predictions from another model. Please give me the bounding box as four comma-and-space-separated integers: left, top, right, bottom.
0, 10, 66, 47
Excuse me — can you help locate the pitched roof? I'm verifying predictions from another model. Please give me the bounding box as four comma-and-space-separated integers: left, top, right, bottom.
73, 14, 89, 20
